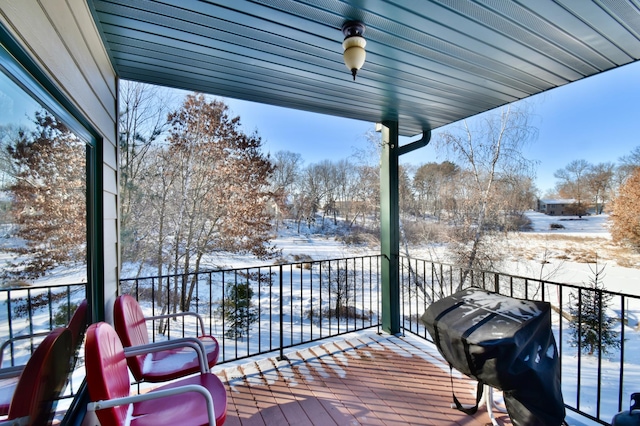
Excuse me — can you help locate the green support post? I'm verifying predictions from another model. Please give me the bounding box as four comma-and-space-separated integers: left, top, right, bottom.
379, 121, 400, 334
379, 123, 431, 335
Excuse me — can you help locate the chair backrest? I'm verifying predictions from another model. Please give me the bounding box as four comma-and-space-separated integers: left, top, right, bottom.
85, 322, 131, 426
67, 299, 88, 351
113, 295, 150, 380
8, 327, 72, 425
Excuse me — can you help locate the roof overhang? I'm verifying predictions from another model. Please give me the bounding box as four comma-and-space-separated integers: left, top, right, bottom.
89, 1, 640, 137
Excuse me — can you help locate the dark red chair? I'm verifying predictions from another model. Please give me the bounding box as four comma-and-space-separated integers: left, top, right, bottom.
0, 334, 48, 416
113, 295, 219, 382
85, 322, 227, 426
4, 327, 72, 425
65, 299, 89, 358
0, 299, 87, 416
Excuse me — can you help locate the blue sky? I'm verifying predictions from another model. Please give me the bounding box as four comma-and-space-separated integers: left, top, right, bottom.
225, 60, 640, 195
3, 55, 638, 195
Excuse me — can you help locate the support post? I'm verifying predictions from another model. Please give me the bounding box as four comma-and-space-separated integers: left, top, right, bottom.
379, 121, 400, 334
378, 125, 431, 335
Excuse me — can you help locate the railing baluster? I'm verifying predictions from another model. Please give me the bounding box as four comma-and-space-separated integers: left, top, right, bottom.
596, 290, 603, 420
300, 262, 302, 344
318, 261, 322, 338
577, 287, 582, 410
618, 295, 625, 413
279, 264, 285, 360
308, 264, 312, 340
208, 272, 213, 336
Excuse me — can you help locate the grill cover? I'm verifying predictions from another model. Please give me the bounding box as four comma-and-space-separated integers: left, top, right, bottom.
421, 288, 565, 426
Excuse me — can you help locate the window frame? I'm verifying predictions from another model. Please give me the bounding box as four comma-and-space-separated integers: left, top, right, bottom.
0, 23, 105, 333
0, 21, 107, 424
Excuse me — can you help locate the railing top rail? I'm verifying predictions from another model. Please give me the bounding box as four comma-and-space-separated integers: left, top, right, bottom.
0, 282, 86, 292
120, 254, 382, 282
399, 255, 640, 300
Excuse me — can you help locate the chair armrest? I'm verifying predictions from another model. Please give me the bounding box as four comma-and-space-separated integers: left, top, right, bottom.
0, 331, 50, 365
87, 384, 216, 425
123, 337, 209, 373
0, 365, 24, 379
144, 311, 206, 336
0, 416, 29, 425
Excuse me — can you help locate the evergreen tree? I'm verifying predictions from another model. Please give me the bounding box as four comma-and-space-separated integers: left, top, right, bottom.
568, 260, 620, 355
220, 281, 258, 339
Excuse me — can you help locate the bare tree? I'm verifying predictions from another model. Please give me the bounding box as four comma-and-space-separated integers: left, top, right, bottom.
128, 146, 178, 280
334, 159, 357, 225
270, 150, 303, 229
617, 145, 640, 182
349, 135, 380, 226
436, 104, 537, 289
296, 162, 330, 231
119, 81, 173, 264
554, 159, 591, 217
349, 164, 379, 227
398, 165, 415, 217
314, 160, 339, 226
586, 162, 615, 214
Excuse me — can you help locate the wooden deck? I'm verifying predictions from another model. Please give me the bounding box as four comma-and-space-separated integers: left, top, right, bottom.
213, 332, 511, 426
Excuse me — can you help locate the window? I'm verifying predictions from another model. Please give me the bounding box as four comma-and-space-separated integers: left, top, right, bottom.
0, 30, 95, 416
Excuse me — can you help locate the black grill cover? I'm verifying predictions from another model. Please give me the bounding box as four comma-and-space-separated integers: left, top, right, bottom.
421, 288, 565, 426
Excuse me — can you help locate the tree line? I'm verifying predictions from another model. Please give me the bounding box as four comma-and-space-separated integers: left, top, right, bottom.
546, 151, 640, 251
118, 83, 541, 290
2, 80, 640, 291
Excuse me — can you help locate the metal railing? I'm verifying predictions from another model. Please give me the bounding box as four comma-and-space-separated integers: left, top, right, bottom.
1, 255, 635, 424
399, 256, 640, 425
0, 282, 87, 403
119, 255, 382, 363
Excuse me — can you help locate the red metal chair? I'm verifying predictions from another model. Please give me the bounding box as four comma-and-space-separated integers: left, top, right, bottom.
85, 322, 227, 426
0, 335, 47, 416
3, 327, 73, 425
65, 299, 89, 359
0, 299, 87, 416
113, 295, 219, 382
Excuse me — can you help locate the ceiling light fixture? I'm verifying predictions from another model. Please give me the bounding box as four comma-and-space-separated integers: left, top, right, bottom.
342, 21, 366, 81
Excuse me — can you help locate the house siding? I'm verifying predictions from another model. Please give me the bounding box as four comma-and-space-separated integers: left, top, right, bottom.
537, 198, 577, 216
1, 0, 119, 322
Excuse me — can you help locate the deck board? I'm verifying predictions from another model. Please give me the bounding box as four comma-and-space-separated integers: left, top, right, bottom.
214, 332, 511, 426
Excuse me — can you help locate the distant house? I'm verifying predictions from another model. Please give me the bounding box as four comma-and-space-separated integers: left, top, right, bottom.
537, 198, 577, 216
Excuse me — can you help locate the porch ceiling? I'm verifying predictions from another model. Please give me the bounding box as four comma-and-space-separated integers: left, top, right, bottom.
88, 0, 640, 137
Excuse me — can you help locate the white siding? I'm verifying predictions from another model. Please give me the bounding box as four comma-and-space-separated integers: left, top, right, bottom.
1, 0, 120, 321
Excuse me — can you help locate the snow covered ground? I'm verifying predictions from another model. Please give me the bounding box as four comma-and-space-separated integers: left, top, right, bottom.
3, 210, 640, 424
255, 211, 640, 425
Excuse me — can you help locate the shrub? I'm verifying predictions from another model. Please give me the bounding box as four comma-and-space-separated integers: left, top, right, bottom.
610, 168, 640, 251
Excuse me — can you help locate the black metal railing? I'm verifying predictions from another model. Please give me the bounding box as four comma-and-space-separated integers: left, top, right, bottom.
399, 256, 640, 425
0, 282, 87, 404
118, 255, 382, 363
2, 255, 636, 424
